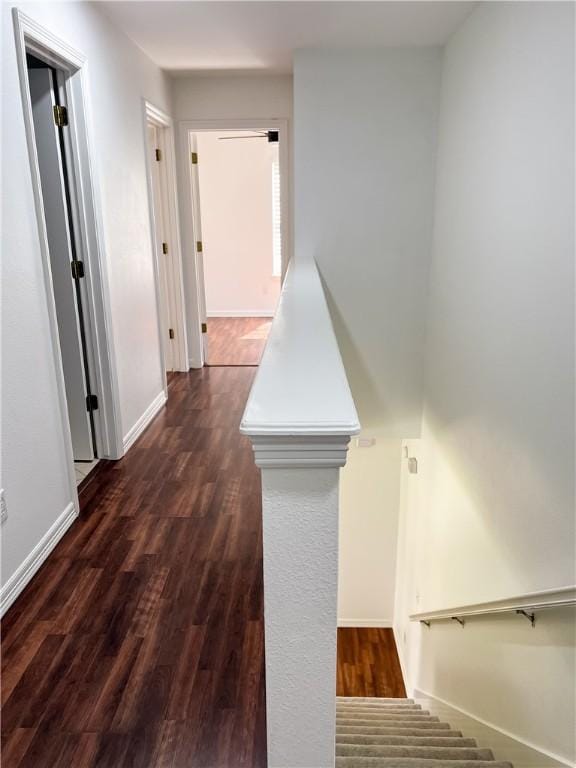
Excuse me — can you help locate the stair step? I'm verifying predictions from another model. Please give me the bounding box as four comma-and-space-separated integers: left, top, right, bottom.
335, 759, 513, 768
336, 736, 477, 748
336, 745, 494, 760
337, 717, 442, 726
338, 707, 426, 715
338, 697, 415, 705
337, 729, 464, 739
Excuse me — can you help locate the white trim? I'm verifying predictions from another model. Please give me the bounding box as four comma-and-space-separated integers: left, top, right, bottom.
414, 689, 572, 768
143, 100, 189, 377
338, 619, 393, 628
0, 503, 77, 617
12, 10, 123, 461
207, 310, 275, 318
178, 118, 291, 369
122, 391, 167, 453
241, 260, 360, 439
410, 585, 576, 623
250, 435, 352, 468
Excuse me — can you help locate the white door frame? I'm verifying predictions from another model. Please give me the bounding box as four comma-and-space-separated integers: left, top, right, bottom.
143, 101, 189, 384
13, 8, 124, 482
178, 118, 291, 369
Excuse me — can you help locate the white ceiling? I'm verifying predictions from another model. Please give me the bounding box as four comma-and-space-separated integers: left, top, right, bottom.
98, 1, 476, 74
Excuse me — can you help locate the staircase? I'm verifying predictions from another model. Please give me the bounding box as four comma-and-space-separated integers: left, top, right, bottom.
336, 697, 513, 767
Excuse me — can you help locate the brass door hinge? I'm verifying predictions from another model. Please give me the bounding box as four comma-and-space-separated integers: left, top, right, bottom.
53, 105, 68, 127
162, 242, 168, 254
191, 152, 198, 164
201, 322, 207, 333
71, 260, 85, 280
155, 148, 162, 161
196, 241, 203, 253
168, 328, 175, 339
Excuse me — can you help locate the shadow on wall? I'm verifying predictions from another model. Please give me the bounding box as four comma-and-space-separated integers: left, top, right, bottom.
317, 267, 388, 432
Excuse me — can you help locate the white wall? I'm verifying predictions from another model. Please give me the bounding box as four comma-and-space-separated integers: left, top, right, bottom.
293, 49, 441, 438
2, 2, 170, 598
172, 75, 293, 358
394, 3, 575, 763
195, 131, 280, 316
338, 440, 401, 627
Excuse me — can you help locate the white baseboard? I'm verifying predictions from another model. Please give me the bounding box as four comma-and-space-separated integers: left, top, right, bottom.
338, 619, 393, 628
122, 391, 167, 453
0, 501, 77, 617
414, 688, 572, 768
207, 310, 274, 318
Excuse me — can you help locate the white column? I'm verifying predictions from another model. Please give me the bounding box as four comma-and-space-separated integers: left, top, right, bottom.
251, 435, 351, 768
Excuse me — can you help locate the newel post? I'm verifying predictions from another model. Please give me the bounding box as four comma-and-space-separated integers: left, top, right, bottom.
249, 434, 352, 768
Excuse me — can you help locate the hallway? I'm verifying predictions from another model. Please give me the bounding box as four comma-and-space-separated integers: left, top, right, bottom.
1, 368, 267, 768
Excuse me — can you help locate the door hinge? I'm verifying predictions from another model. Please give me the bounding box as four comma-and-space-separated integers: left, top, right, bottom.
201, 322, 207, 333
196, 241, 203, 253
53, 105, 68, 127
168, 328, 175, 339
155, 148, 162, 161
86, 393, 98, 411
191, 152, 198, 164
162, 242, 168, 254
71, 260, 85, 280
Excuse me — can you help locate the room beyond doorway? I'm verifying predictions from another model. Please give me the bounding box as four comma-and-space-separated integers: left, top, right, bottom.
184, 123, 288, 367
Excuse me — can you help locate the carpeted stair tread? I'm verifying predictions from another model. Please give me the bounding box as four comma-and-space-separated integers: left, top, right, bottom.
337, 718, 444, 728
335, 759, 512, 768
336, 725, 462, 738
336, 736, 477, 748
336, 704, 426, 715
336, 745, 494, 760
338, 698, 416, 704
334, 697, 512, 768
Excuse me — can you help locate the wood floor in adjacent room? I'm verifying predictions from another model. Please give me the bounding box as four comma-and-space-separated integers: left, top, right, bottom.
205, 317, 272, 366
337, 627, 407, 699
1, 366, 406, 768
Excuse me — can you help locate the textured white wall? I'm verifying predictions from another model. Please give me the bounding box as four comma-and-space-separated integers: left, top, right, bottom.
394, 3, 575, 762
338, 440, 401, 626
195, 131, 280, 315
293, 49, 441, 438
2, 2, 170, 589
261, 466, 339, 768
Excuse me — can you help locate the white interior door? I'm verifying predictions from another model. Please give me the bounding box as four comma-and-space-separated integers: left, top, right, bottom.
148, 123, 175, 372
190, 133, 209, 361
28, 66, 94, 460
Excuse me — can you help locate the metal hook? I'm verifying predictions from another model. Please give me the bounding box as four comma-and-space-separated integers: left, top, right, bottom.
420, 620, 431, 628
451, 616, 465, 627
516, 609, 536, 627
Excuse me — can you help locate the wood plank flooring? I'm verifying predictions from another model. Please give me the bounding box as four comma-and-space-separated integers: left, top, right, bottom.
336, 627, 407, 698
1, 367, 266, 768
1, 367, 407, 767
206, 317, 272, 366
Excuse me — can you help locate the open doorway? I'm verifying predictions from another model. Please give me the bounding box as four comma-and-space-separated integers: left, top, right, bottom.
186, 124, 288, 366
25, 54, 99, 485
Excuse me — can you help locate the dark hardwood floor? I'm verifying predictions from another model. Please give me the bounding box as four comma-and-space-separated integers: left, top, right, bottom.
1, 367, 407, 767
336, 628, 406, 698
1, 367, 266, 768
206, 317, 272, 367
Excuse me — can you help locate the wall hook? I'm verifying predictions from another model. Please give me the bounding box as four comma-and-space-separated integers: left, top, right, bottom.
516, 609, 536, 627
420, 620, 431, 628
451, 616, 465, 627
